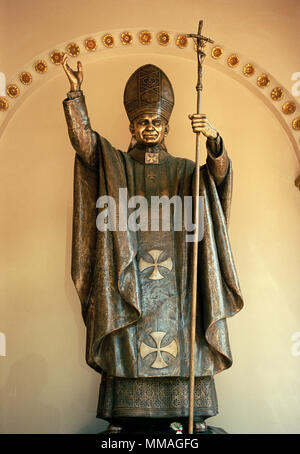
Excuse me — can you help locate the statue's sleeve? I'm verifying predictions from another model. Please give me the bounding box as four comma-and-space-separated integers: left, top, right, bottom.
62, 91, 99, 324
62, 90, 98, 168
205, 134, 229, 187
199, 137, 243, 375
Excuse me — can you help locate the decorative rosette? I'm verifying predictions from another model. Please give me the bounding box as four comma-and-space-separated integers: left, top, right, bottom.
67, 42, 80, 57
211, 46, 223, 59
103, 34, 114, 47
282, 101, 296, 115
121, 32, 133, 45
243, 63, 255, 77
6, 84, 20, 98
271, 87, 284, 101
176, 34, 188, 49
292, 117, 300, 130
19, 72, 32, 85
84, 38, 97, 52
50, 50, 63, 65
139, 31, 152, 45
34, 60, 47, 73
0, 97, 8, 111
257, 73, 270, 88
157, 31, 170, 46
227, 55, 239, 67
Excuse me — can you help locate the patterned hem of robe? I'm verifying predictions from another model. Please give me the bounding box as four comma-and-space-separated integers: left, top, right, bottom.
97, 375, 218, 419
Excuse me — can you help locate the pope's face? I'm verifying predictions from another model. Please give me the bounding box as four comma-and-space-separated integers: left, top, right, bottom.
130, 113, 169, 147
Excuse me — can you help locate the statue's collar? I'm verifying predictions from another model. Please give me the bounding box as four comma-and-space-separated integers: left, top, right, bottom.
128, 145, 170, 165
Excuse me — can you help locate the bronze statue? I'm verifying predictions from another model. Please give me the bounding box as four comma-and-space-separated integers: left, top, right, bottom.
61, 54, 243, 434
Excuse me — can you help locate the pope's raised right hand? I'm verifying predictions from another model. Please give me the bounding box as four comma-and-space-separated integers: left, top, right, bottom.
61, 53, 83, 92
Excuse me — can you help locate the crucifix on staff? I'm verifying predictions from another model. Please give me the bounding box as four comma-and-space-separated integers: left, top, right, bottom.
61, 19, 243, 435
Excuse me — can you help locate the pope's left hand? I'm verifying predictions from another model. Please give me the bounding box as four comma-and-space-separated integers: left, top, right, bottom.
188, 114, 218, 139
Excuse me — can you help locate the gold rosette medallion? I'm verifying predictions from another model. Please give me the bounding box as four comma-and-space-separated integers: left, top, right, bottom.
257, 73, 270, 88
157, 31, 170, 46
227, 55, 239, 67
6, 84, 20, 98
84, 38, 97, 52
282, 101, 296, 115
121, 32, 133, 45
176, 34, 188, 49
0, 97, 8, 111
67, 42, 80, 57
50, 50, 63, 65
271, 87, 284, 101
34, 60, 47, 74
103, 34, 114, 47
19, 72, 32, 85
292, 117, 300, 130
139, 31, 152, 45
211, 46, 223, 59
243, 63, 255, 77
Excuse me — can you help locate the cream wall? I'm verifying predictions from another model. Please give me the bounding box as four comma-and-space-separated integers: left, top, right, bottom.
0, 0, 300, 434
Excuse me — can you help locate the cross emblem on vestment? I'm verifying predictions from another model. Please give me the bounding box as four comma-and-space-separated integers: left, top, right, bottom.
145, 152, 159, 164
138, 249, 173, 280
147, 171, 156, 181
140, 331, 178, 369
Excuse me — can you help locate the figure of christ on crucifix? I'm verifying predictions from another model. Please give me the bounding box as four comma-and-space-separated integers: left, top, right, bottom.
61, 21, 243, 435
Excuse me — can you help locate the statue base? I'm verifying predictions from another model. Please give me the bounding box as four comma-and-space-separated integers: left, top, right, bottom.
101, 420, 227, 435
